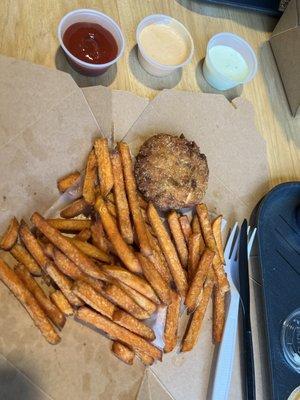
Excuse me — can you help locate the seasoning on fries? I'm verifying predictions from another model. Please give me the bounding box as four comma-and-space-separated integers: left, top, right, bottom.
69, 237, 111, 262
213, 287, 225, 343
112, 309, 155, 341
76, 307, 162, 360
181, 269, 215, 352
83, 150, 97, 205
147, 203, 187, 297
94, 138, 114, 197
168, 211, 188, 268
164, 291, 181, 353
57, 171, 80, 193
0, 217, 19, 250
179, 215, 192, 243
95, 196, 142, 274
118, 142, 152, 256
102, 283, 150, 320
185, 249, 215, 313
212, 215, 225, 264
46, 218, 92, 232
50, 290, 74, 316
112, 341, 135, 365
101, 264, 160, 304
0, 259, 60, 345
117, 282, 157, 316
31, 212, 104, 280
10, 243, 42, 276
196, 204, 229, 292
110, 151, 134, 244
137, 253, 171, 305
14, 263, 66, 329
60, 198, 89, 219
73, 280, 115, 319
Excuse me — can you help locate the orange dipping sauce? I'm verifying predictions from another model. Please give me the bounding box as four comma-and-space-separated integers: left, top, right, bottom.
63, 22, 118, 64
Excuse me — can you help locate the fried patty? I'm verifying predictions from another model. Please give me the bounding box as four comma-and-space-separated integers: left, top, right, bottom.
134, 134, 209, 211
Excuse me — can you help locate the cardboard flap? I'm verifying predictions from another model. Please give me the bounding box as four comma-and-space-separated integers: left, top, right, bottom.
81, 87, 149, 144
271, 0, 299, 37
122, 89, 269, 222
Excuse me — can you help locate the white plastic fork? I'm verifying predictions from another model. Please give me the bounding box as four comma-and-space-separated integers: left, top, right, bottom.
211, 223, 257, 400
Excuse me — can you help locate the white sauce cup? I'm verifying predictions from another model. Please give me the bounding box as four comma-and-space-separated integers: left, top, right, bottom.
58, 9, 125, 76
136, 14, 194, 77
203, 32, 258, 90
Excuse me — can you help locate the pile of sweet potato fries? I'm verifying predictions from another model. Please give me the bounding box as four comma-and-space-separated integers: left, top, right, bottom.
0, 138, 229, 365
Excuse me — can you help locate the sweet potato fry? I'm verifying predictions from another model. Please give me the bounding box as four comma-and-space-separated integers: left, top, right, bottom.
52, 247, 106, 291
145, 227, 172, 284
136, 351, 154, 366
31, 212, 104, 280
212, 215, 225, 264
168, 211, 188, 268
164, 291, 181, 353
90, 219, 114, 254
19, 220, 48, 269
44, 261, 83, 307
14, 264, 66, 329
76, 307, 162, 360
57, 171, 80, 193
185, 249, 215, 313
73, 280, 115, 319
83, 150, 97, 205
0, 217, 19, 250
196, 204, 229, 292
50, 290, 73, 316
0, 259, 60, 344
106, 201, 117, 217
117, 282, 157, 316
102, 283, 150, 320
179, 215, 192, 243
75, 228, 91, 242
147, 203, 187, 297
112, 309, 155, 340
60, 198, 89, 219
110, 151, 134, 244
101, 264, 160, 304
94, 138, 114, 197
137, 254, 171, 305
112, 342, 135, 365
181, 270, 215, 352
138, 195, 148, 210
46, 219, 92, 232
10, 244, 41, 276
213, 286, 225, 343
192, 214, 201, 234
118, 142, 152, 256
187, 233, 206, 282
69, 238, 111, 263
95, 196, 142, 274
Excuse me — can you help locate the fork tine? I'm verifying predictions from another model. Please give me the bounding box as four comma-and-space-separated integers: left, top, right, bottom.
224, 222, 239, 259
247, 227, 257, 257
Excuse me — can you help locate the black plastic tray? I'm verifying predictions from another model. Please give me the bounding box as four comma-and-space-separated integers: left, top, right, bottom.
257, 182, 300, 399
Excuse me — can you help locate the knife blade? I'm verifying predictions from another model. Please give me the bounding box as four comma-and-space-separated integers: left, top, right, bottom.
239, 218, 256, 400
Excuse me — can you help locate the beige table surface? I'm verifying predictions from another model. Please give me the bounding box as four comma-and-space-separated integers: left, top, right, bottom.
0, 0, 299, 186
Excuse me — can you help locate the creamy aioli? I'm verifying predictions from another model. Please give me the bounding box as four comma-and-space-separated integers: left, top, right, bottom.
208, 45, 249, 82
139, 23, 189, 66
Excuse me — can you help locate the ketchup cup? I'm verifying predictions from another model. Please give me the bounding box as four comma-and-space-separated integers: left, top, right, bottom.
58, 9, 125, 76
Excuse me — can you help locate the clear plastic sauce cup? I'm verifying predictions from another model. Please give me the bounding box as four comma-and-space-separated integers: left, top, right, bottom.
203, 32, 258, 91
136, 14, 194, 77
57, 9, 125, 76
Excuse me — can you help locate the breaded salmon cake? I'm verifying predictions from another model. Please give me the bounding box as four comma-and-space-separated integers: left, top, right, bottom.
134, 134, 209, 210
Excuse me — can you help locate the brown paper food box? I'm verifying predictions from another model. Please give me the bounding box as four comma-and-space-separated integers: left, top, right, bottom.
0, 54, 270, 399
270, 0, 300, 117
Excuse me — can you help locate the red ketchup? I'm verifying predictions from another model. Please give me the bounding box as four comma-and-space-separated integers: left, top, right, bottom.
63, 22, 118, 65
